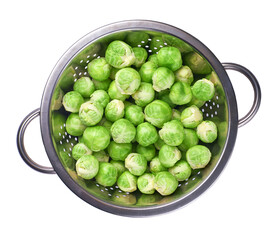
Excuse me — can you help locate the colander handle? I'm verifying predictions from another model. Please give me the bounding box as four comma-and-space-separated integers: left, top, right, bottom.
222, 63, 261, 128
17, 108, 56, 174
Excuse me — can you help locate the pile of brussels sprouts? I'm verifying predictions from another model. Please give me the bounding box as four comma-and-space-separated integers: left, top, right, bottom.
60, 36, 218, 196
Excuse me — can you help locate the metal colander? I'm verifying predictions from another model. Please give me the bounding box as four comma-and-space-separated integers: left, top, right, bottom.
17, 20, 261, 217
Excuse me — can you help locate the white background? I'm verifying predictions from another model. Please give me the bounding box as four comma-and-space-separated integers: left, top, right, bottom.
1, 0, 273, 239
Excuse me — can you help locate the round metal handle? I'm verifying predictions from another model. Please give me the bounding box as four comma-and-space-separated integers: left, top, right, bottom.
17, 108, 55, 174
222, 62, 261, 128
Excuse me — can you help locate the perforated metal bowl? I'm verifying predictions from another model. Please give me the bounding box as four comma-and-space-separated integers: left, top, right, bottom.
17, 20, 261, 217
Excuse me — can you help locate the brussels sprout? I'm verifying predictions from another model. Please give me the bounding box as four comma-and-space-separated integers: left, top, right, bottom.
149, 36, 165, 54
174, 66, 194, 85
169, 82, 192, 105
192, 78, 215, 101
51, 86, 64, 111
105, 99, 124, 122
132, 47, 148, 68
159, 144, 181, 168
139, 61, 157, 83
124, 105, 144, 126
187, 95, 205, 108
137, 173, 155, 194
52, 112, 66, 142
82, 126, 110, 152
180, 105, 203, 128
90, 90, 110, 108
107, 141, 132, 161
144, 100, 172, 128
75, 155, 99, 179
110, 119, 136, 143
186, 145, 211, 169
168, 160, 192, 181
157, 46, 182, 71
150, 157, 167, 173
162, 34, 193, 54
87, 57, 111, 81
110, 160, 126, 177
172, 109, 181, 121
136, 144, 156, 161
93, 150, 109, 162
73, 77, 95, 98
105, 40, 135, 69
123, 100, 133, 108
178, 129, 199, 152
98, 117, 112, 133
154, 171, 178, 196
108, 81, 129, 101
196, 120, 218, 143
206, 71, 219, 86
126, 32, 150, 47
95, 162, 118, 186
115, 68, 141, 95
59, 66, 76, 92
109, 68, 119, 80
157, 90, 175, 108
92, 78, 111, 91
125, 153, 147, 176
79, 101, 103, 126
183, 52, 212, 74
66, 113, 86, 136
148, 54, 159, 67
132, 82, 155, 107
117, 171, 137, 192
62, 91, 84, 113
154, 138, 165, 151
72, 143, 92, 160
152, 67, 175, 92
136, 122, 159, 147
159, 120, 185, 146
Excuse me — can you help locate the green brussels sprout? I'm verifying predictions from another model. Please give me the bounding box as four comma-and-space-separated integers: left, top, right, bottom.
136, 122, 159, 147
90, 90, 110, 108
73, 77, 95, 98
95, 162, 118, 186
137, 173, 155, 194
196, 120, 218, 143
144, 100, 172, 128
187, 95, 205, 108
66, 113, 86, 136
159, 120, 185, 146
178, 129, 199, 152
110, 160, 126, 177
82, 126, 110, 152
152, 67, 175, 92
79, 101, 103, 126
62, 91, 84, 113
136, 144, 156, 161
98, 117, 112, 133
72, 143, 92, 160
186, 145, 212, 169
183, 52, 212, 74
206, 71, 219, 86
108, 81, 129, 101
125, 153, 147, 176
159, 144, 181, 168
149, 157, 167, 173
59, 66, 76, 92
117, 171, 137, 192
92, 78, 111, 91
115, 68, 141, 95
107, 141, 132, 161
132, 82, 155, 107
93, 150, 109, 162
149, 36, 165, 54
110, 119, 136, 143
123, 100, 133, 108
139, 61, 157, 83
154, 138, 165, 151
105, 40, 135, 69
174, 66, 194, 85
169, 82, 192, 105
87, 57, 111, 81
75, 155, 99, 179
132, 47, 148, 68
168, 160, 192, 181
157, 46, 182, 71
126, 32, 150, 47
51, 86, 64, 111
157, 90, 176, 108
154, 171, 178, 196
105, 99, 125, 122
109, 67, 119, 80
148, 54, 159, 67
162, 34, 193, 54
191, 78, 215, 101
52, 112, 66, 142
172, 109, 181, 121
180, 105, 203, 128
124, 105, 144, 126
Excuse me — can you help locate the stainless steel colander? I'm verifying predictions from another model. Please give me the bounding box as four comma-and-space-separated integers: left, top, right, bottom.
17, 20, 261, 217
